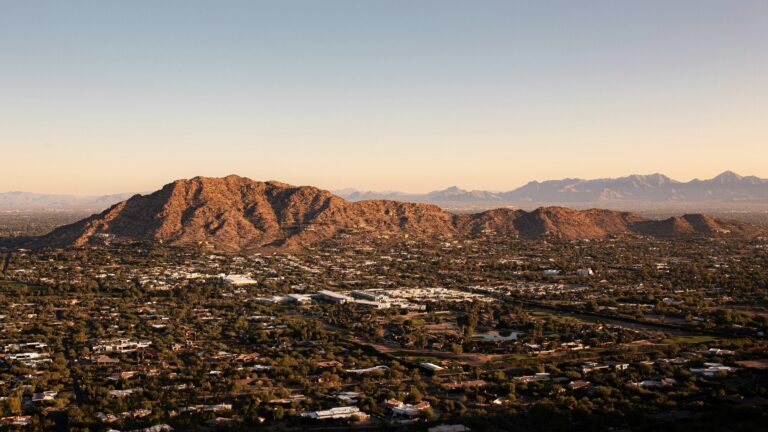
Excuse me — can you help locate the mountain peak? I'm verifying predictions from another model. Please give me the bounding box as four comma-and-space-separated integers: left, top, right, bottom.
428, 186, 467, 195
711, 170, 743, 184
622, 173, 675, 187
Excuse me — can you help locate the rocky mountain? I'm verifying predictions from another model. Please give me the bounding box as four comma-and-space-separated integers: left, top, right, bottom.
338, 171, 768, 208
32, 175, 766, 252
0, 191, 136, 210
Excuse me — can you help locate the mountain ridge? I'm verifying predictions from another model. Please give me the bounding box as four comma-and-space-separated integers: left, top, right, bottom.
337, 171, 768, 206
3, 171, 766, 212
31, 175, 767, 252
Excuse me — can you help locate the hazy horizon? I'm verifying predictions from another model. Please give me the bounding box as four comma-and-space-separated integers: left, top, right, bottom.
0, 169, 762, 197
2, 1, 767, 195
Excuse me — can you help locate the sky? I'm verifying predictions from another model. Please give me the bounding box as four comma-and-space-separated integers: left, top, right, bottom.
1, 1, 767, 195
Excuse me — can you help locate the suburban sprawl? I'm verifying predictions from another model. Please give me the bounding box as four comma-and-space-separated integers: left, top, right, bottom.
1, 234, 767, 431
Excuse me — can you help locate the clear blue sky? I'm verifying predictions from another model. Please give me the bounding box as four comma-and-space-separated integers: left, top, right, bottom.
1, 1, 767, 194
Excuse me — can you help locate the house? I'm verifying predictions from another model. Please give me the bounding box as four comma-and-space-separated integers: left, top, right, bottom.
345, 365, 389, 374
580, 362, 609, 374
93, 339, 152, 353
300, 406, 368, 420
269, 394, 306, 405
286, 293, 313, 304
97, 412, 121, 423
108, 371, 139, 381
604, 361, 630, 371
0, 416, 32, 426
335, 392, 361, 404
223, 274, 258, 286
235, 353, 260, 362
249, 364, 273, 371
3, 342, 47, 352
180, 404, 232, 414
108, 388, 143, 399
561, 342, 587, 351
32, 391, 57, 402
514, 373, 550, 383
97, 409, 152, 423
89, 355, 120, 366
567, 380, 591, 391
384, 399, 431, 416
6, 352, 48, 361
690, 363, 736, 377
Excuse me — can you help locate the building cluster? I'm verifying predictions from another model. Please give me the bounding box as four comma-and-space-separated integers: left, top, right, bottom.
0, 235, 766, 430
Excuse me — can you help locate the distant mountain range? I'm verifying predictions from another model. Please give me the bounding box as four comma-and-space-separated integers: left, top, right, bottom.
2, 171, 766, 213
30, 175, 767, 253
336, 171, 768, 208
0, 192, 137, 211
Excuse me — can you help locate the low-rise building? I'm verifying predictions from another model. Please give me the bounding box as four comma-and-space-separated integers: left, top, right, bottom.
300, 406, 368, 420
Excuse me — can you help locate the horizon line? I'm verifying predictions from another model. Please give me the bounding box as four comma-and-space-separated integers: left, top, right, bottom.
0, 169, 762, 197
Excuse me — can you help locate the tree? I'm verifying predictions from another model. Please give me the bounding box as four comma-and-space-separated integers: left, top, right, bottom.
272, 405, 285, 421
418, 407, 435, 421
406, 387, 423, 403
3, 394, 22, 415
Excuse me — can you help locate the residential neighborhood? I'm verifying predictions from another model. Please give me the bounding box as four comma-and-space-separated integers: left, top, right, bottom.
1, 235, 766, 430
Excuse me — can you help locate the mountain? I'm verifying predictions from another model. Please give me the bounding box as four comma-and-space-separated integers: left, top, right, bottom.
31, 175, 766, 252
501, 171, 768, 204
337, 190, 423, 202
427, 186, 503, 202
0, 192, 136, 211
337, 186, 504, 203
339, 171, 768, 209
6, 171, 766, 213
37, 176, 457, 252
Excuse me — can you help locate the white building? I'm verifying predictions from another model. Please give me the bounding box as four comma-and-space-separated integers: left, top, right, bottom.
384, 399, 431, 416
222, 274, 258, 286
316, 290, 353, 304
286, 293, 313, 304
93, 339, 152, 353
351, 290, 390, 302
300, 406, 368, 420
